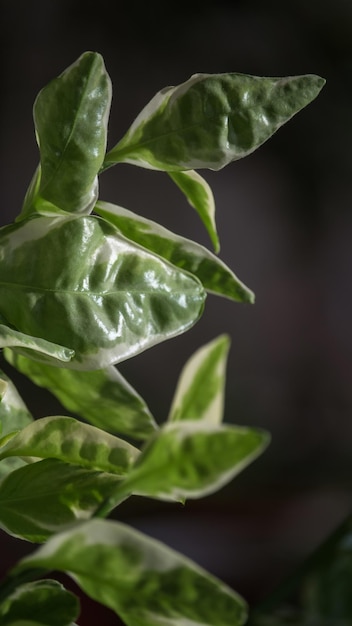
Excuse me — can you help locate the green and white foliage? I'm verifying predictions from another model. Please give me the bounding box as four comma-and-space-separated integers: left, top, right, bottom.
0, 52, 325, 625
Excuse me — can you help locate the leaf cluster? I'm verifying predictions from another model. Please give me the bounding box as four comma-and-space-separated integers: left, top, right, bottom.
0, 52, 325, 625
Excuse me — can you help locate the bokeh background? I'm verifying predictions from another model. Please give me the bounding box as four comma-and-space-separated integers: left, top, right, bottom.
1, 0, 352, 623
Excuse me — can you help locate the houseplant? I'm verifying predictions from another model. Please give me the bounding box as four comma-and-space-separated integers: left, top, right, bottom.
0, 52, 327, 625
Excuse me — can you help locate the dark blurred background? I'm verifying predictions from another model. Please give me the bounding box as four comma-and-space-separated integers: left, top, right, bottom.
1, 0, 352, 623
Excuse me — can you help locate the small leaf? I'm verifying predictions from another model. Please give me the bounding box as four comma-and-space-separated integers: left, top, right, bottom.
168, 334, 230, 424
0, 579, 79, 626
0, 371, 33, 478
103, 72, 325, 172
95, 201, 254, 304
0, 324, 74, 364
129, 421, 269, 500
5, 349, 157, 440
99, 421, 269, 514
14, 518, 248, 626
19, 51, 112, 220
0, 458, 121, 542
0, 214, 205, 370
0, 415, 140, 474
168, 170, 219, 251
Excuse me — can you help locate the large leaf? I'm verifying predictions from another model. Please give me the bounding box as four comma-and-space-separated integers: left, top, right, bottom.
168, 334, 230, 424
0, 580, 79, 626
0, 415, 140, 474
103, 72, 325, 172
0, 458, 121, 542
0, 214, 205, 370
14, 518, 248, 626
97, 421, 270, 515
95, 201, 254, 303
168, 170, 219, 251
19, 52, 111, 220
4, 349, 157, 440
0, 371, 33, 478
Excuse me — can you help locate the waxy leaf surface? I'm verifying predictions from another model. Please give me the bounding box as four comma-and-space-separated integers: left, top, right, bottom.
0, 215, 205, 369
20, 52, 111, 220
0, 458, 120, 541
0, 372, 33, 478
15, 518, 248, 626
95, 201, 254, 303
104, 72, 325, 172
5, 349, 157, 440
168, 170, 219, 251
0, 416, 139, 474
0, 580, 79, 626
168, 334, 230, 424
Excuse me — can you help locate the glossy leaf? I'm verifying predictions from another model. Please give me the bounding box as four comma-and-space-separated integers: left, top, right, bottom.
168, 170, 219, 251
95, 201, 254, 303
0, 372, 33, 478
0, 214, 205, 370
19, 52, 111, 220
4, 349, 157, 440
103, 72, 325, 172
14, 518, 248, 626
168, 334, 230, 424
0, 415, 140, 474
0, 324, 74, 364
98, 421, 270, 514
0, 458, 121, 542
0, 580, 79, 626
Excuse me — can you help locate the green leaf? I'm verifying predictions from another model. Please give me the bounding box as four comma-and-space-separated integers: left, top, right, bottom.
98, 421, 270, 514
0, 371, 33, 478
0, 415, 140, 474
127, 421, 269, 500
19, 51, 111, 220
0, 324, 74, 364
14, 518, 248, 626
94, 201, 254, 304
0, 377, 7, 402
4, 349, 157, 440
0, 580, 79, 626
0, 214, 205, 370
0, 458, 121, 542
168, 334, 230, 424
103, 72, 325, 172
168, 170, 219, 252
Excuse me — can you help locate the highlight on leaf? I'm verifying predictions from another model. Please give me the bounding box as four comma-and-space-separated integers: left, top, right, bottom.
103, 72, 325, 172
95, 201, 254, 304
